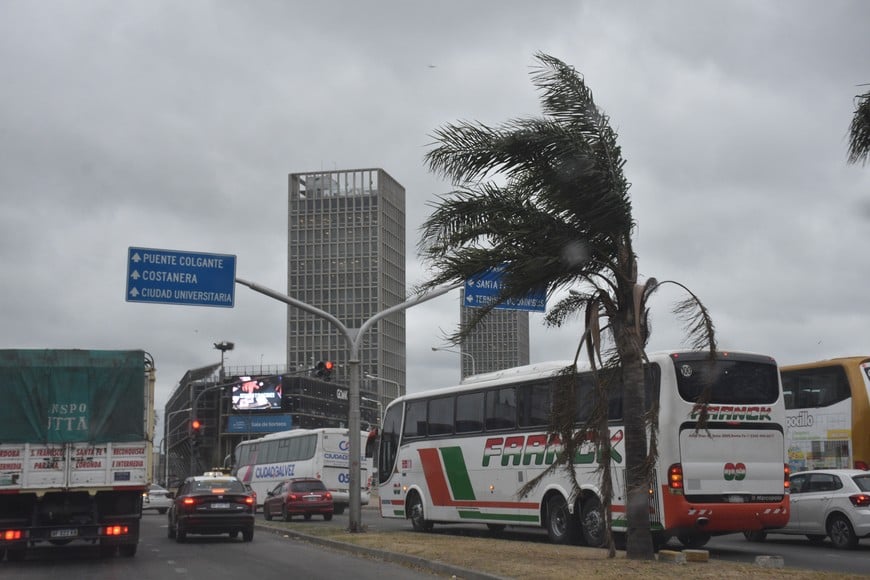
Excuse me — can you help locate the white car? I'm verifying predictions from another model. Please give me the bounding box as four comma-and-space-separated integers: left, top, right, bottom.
744, 469, 870, 549
142, 483, 173, 514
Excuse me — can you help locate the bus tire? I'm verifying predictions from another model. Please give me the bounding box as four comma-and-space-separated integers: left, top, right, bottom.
580, 496, 606, 547
546, 494, 579, 545
677, 533, 711, 548
408, 492, 433, 532
743, 530, 766, 542
334, 504, 346, 515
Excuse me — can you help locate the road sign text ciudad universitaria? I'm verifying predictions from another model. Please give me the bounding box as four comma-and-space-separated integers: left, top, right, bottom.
126, 247, 236, 308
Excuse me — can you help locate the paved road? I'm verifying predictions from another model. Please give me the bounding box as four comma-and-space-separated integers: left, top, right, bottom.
2, 512, 452, 580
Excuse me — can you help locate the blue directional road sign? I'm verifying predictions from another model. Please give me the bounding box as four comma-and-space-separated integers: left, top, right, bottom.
464, 266, 546, 313
126, 247, 236, 308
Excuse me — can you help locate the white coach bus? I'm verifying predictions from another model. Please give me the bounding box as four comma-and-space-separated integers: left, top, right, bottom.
377, 351, 790, 548
232, 428, 371, 514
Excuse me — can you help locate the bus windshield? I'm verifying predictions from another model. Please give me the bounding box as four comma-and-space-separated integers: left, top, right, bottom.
673, 355, 779, 404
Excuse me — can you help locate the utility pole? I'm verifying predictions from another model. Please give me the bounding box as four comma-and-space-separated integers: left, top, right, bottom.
235, 277, 459, 533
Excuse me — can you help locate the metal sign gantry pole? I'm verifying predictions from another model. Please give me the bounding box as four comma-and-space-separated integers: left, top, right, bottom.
235, 277, 459, 533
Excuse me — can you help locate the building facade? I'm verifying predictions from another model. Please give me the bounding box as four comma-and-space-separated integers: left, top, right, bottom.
460, 290, 530, 380
287, 168, 406, 408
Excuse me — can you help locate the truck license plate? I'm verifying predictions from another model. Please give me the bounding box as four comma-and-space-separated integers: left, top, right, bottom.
50, 528, 78, 538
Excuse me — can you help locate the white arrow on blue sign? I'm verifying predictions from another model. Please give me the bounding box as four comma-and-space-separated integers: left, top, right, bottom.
126, 247, 237, 308
464, 266, 546, 313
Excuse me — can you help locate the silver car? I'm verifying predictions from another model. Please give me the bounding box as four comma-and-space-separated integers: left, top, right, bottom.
744, 469, 870, 549
142, 483, 173, 514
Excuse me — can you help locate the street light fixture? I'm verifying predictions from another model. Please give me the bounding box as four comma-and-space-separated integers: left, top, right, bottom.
214, 341, 235, 380
431, 346, 476, 376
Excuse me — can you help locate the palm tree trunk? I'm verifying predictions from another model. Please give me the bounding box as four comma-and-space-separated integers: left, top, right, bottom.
617, 330, 655, 560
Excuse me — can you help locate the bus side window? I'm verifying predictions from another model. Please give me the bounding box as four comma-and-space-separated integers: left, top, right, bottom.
456, 392, 484, 433
404, 400, 427, 439
485, 388, 516, 431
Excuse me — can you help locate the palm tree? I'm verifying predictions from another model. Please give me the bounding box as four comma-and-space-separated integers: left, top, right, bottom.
418, 53, 715, 561
848, 86, 870, 165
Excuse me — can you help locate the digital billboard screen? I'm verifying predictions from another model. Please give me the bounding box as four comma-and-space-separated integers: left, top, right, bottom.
231, 375, 282, 411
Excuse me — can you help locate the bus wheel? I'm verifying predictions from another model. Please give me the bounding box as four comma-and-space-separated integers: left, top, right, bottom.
743, 530, 766, 542
677, 533, 711, 548
546, 495, 579, 545
580, 496, 606, 547
408, 492, 433, 532
333, 504, 346, 515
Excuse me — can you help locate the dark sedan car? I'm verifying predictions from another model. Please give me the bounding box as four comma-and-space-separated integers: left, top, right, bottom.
167, 475, 255, 542
263, 478, 334, 521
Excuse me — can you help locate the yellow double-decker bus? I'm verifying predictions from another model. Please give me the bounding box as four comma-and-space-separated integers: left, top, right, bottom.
781, 356, 870, 472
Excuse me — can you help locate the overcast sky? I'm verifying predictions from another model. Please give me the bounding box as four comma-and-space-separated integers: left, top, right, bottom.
2, 1, 868, 428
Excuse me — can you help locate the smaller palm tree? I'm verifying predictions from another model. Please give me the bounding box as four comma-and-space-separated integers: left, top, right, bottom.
848, 86, 870, 165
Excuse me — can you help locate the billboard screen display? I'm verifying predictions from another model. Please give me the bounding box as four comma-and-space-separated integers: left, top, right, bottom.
231, 375, 282, 411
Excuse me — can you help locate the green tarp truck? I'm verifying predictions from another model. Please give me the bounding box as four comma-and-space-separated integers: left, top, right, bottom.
0, 350, 155, 561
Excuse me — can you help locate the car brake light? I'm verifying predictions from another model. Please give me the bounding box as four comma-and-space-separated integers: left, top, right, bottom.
183, 497, 196, 506
3, 530, 23, 540
668, 464, 683, 493
855, 460, 869, 471
288, 494, 298, 501
325, 492, 332, 500
244, 496, 254, 505
849, 494, 870, 507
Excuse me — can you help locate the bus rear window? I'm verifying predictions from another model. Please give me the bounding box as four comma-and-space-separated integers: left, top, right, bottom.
674, 358, 779, 404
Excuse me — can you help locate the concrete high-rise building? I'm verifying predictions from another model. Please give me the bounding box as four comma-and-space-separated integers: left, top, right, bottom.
287, 168, 405, 412
459, 290, 530, 380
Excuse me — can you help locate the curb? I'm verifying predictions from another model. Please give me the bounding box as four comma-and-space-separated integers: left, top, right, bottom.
256, 523, 508, 580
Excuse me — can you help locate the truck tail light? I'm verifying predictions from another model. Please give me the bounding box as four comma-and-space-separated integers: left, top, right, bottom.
3, 529, 23, 540
784, 464, 791, 491
102, 525, 129, 536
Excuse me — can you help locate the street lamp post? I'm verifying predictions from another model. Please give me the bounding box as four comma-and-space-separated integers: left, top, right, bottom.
431, 346, 476, 376
360, 396, 383, 427
363, 373, 401, 400
163, 407, 191, 486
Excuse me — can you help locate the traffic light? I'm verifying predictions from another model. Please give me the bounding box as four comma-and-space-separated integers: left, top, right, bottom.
190, 418, 202, 447
315, 360, 334, 381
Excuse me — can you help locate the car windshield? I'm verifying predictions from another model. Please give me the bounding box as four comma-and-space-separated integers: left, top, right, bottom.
853, 474, 870, 492
291, 480, 326, 492
192, 479, 245, 493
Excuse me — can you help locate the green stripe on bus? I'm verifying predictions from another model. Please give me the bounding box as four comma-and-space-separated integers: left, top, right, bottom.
457, 510, 539, 523
440, 446, 476, 500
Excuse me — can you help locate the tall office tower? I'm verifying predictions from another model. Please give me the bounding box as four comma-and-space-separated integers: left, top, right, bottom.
460, 289, 530, 380
287, 168, 406, 408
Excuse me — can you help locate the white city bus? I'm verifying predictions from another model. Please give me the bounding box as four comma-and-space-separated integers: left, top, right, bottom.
377, 351, 790, 548
232, 428, 371, 514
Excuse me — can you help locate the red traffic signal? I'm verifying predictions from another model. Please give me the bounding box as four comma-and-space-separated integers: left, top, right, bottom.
315, 361, 334, 380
